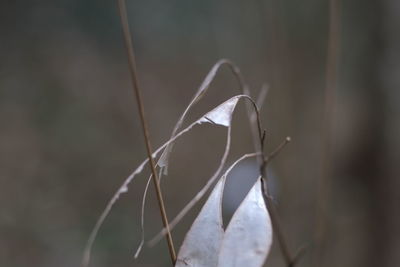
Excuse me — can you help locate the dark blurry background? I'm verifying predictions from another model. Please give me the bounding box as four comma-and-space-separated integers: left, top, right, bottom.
1, 0, 399, 267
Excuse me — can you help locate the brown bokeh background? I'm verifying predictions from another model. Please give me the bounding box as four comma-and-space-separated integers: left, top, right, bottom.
1, 1, 399, 266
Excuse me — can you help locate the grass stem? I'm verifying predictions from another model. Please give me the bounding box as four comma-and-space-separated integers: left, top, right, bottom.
116, 0, 177, 264
314, 0, 340, 265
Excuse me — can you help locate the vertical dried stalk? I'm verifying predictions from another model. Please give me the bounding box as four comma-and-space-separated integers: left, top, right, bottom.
116, 0, 177, 264
314, 0, 341, 265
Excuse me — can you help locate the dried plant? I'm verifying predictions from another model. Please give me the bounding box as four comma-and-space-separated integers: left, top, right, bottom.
81, 1, 303, 266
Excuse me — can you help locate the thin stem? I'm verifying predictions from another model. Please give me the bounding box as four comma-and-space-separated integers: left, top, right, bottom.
314, 0, 340, 265
262, 185, 294, 266
215, 59, 264, 155
221, 66, 294, 265
240, 95, 264, 141
265, 137, 291, 165
116, 0, 176, 264
259, 137, 294, 266
242, 95, 298, 266
240, 90, 296, 266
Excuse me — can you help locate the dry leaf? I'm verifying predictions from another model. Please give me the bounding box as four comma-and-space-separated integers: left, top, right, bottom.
174, 157, 271, 267
158, 59, 245, 174
175, 178, 225, 267
217, 178, 272, 267
172, 153, 258, 266
150, 95, 262, 246
149, 97, 245, 245
198, 97, 239, 127
83, 96, 247, 266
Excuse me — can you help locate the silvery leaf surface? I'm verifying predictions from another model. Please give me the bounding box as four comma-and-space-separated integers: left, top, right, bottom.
175, 178, 225, 267
198, 96, 240, 127
158, 59, 241, 172
217, 178, 272, 267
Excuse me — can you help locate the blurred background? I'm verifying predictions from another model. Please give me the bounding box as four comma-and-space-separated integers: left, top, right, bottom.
1, 0, 399, 266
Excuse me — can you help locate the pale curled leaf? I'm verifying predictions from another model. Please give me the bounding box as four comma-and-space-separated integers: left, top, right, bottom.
198, 97, 239, 127
158, 59, 246, 172
149, 96, 260, 246
83, 95, 256, 265
146, 97, 241, 250
175, 178, 225, 267
218, 178, 272, 267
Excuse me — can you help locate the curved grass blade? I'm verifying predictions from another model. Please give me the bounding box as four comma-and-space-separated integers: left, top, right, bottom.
217, 178, 272, 267
82, 159, 148, 267
134, 174, 152, 258
135, 96, 241, 258
149, 95, 261, 245
82, 114, 206, 266
158, 59, 247, 174
149, 125, 232, 247
83, 96, 247, 266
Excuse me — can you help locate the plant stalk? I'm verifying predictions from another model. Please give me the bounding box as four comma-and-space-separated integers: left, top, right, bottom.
314, 0, 340, 265
245, 97, 298, 266
260, 138, 296, 266
116, 0, 177, 264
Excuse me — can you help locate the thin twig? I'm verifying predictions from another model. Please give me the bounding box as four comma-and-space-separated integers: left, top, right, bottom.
262, 189, 294, 266
241, 96, 298, 266
265, 137, 291, 165
314, 0, 340, 265
260, 137, 294, 266
241, 94, 298, 266
116, 0, 176, 264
